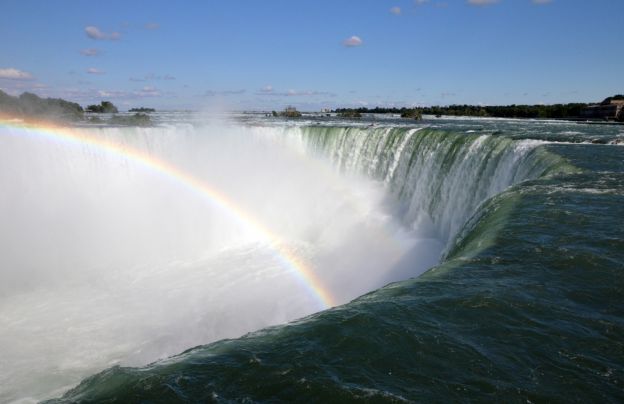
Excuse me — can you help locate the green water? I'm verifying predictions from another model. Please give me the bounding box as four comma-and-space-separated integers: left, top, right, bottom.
49, 118, 624, 402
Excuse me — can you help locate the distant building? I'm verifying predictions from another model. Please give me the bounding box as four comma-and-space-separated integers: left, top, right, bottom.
280, 106, 302, 118
580, 99, 624, 121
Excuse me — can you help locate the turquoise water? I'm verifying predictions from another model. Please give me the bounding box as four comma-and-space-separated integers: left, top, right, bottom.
6, 115, 624, 402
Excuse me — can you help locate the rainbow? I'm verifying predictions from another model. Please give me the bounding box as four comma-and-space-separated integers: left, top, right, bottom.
0, 118, 336, 309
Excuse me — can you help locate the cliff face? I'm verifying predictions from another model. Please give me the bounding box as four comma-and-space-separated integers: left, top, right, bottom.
581, 102, 624, 121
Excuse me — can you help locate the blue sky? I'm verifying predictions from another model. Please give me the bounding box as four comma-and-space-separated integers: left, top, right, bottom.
1, 0, 622, 111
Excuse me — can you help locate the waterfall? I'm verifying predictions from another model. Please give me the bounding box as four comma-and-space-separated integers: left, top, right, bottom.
258, 125, 564, 249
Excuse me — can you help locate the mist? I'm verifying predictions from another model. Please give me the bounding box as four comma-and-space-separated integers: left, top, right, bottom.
0, 121, 443, 402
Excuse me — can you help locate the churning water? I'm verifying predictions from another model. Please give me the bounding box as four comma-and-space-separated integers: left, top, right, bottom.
1, 114, 623, 402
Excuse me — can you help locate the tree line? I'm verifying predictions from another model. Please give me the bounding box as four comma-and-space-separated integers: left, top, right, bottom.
334, 103, 592, 119
0, 91, 153, 125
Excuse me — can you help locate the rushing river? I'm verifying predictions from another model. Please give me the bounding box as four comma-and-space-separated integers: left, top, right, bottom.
1, 114, 622, 402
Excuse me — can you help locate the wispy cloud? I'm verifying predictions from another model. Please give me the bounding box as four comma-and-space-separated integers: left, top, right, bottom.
135, 86, 161, 97
97, 90, 128, 98
532, 0, 552, 4
256, 87, 335, 97
129, 73, 176, 82
54, 86, 164, 101
80, 48, 101, 57
415, 0, 447, 8
204, 89, 246, 97
440, 92, 457, 98
0, 68, 34, 80
390, 6, 401, 15
86, 67, 105, 75
0, 80, 47, 97
467, 0, 499, 6
343, 35, 363, 47
85, 26, 121, 40
145, 22, 160, 30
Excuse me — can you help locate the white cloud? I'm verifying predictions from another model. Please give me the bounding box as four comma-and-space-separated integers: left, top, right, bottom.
343, 35, 363, 47
129, 73, 176, 82
86, 67, 105, 75
0, 68, 34, 80
53, 86, 164, 101
204, 89, 246, 97
97, 90, 128, 98
415, 0, 429, 5
80, 48, 101, 57
89, 87, 163, 99
135, 86, 160, 97
532, 0, 552, 4
145, 22, 160, 30
0, 80, 48, 96
85, 26, 106, 39
85, 26, 121, 40
390, 6, 401, 15
467, 0, 499, 5
257, 88, 335, 97
260, 85, 273, 93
